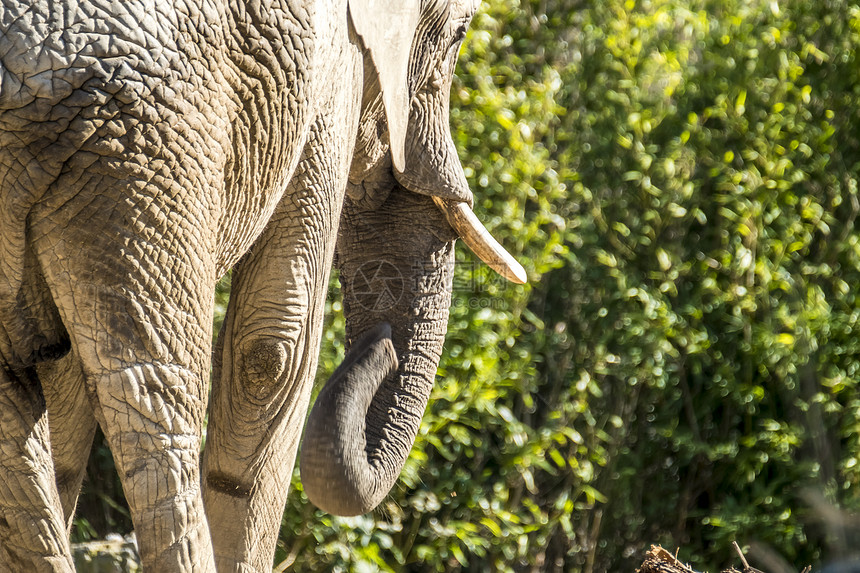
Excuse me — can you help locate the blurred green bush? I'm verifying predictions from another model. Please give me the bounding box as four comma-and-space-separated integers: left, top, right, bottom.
277, 0, 860, 571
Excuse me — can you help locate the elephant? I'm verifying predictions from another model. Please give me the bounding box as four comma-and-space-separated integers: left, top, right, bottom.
0, 0, 525, 571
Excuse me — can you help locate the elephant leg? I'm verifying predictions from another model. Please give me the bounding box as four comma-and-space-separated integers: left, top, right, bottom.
37, 352, 97, 532
32, 197, 217, 573
203, 92, 360, 571
54, 293, 215, 572
0, 366, 74, 572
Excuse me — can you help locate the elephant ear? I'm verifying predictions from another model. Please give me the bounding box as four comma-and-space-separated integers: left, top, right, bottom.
349, 0, 422, 172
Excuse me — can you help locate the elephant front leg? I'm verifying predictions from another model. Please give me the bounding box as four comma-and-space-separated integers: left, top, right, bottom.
203, 116, 357, 572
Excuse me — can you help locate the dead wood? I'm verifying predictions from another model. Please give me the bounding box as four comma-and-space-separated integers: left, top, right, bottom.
636, 544, 767, 573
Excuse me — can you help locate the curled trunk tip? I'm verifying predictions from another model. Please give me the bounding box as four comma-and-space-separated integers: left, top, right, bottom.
299, 323, 399, 516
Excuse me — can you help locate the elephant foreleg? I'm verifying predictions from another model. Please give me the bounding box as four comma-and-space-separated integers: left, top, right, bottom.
0, 367, 74, 572
37, 351, 97, 532
203, 99, 360, 572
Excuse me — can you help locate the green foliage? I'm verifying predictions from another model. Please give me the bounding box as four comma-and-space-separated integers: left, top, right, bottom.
280, 0, 860, 571
72, 428, 132, 543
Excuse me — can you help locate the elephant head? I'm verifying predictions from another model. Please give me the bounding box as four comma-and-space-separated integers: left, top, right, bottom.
300, 0, 525, 516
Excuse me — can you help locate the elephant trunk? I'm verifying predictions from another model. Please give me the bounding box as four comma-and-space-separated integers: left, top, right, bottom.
300, 185, 456, 516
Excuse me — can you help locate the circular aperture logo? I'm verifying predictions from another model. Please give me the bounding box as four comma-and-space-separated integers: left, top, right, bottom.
351, 260, 404, 311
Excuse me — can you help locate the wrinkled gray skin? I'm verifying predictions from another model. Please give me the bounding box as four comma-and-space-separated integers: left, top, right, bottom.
0, 0, 479, 571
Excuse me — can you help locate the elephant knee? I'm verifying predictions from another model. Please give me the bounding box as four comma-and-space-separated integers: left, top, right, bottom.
237, 337, 292, 398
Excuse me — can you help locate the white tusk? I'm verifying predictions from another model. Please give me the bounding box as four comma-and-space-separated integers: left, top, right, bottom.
433, 197, 528, 284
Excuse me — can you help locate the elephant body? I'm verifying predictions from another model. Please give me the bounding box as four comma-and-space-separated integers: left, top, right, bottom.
0, 0, 326, 365
1, 2, 359, 570
0, 0, 508, 571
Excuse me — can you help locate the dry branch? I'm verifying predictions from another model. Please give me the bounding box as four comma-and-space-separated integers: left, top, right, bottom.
636, 544, 766, 573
